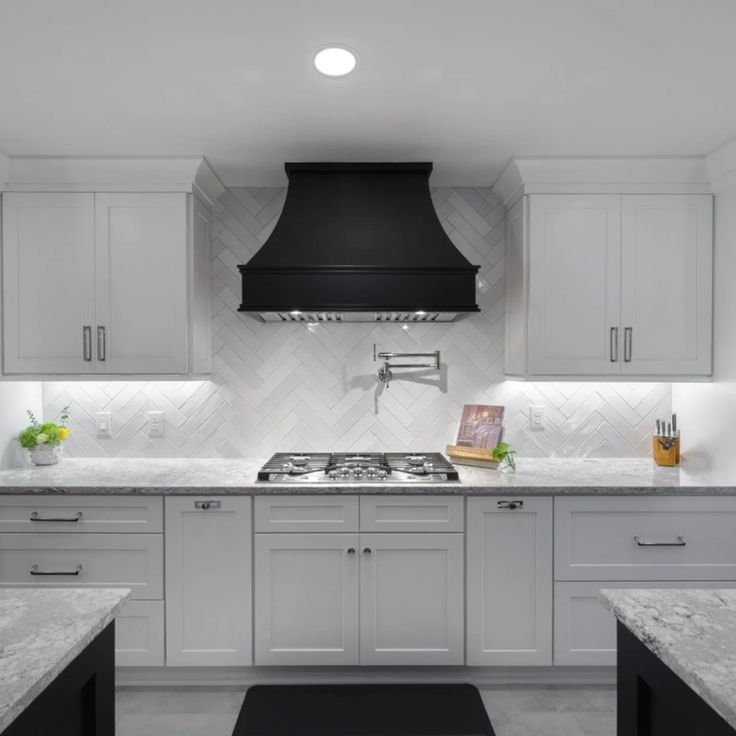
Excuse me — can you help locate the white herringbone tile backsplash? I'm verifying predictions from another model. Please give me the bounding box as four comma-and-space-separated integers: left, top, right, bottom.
44, 187, 671, 459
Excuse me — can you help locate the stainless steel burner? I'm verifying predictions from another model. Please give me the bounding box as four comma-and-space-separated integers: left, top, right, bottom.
257, 452, 459, 483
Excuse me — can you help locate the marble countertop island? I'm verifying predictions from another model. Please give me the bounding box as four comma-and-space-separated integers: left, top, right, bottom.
0, 457, 732, 495
600, 589, 736, 730
0, 587, 130, 733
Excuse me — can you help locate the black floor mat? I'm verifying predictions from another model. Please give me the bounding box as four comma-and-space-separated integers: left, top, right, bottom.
232, 683, 495, 736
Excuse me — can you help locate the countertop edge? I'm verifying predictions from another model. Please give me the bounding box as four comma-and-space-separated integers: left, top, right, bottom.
1, 484, 736, 495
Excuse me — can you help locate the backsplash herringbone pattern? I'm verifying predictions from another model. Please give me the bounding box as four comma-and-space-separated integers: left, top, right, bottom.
44, 187, 670, 459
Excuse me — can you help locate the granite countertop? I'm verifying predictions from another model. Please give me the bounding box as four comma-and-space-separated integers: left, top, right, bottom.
0, 457, 732, 495
0, 587, 130, 733
601, 589, 736, 730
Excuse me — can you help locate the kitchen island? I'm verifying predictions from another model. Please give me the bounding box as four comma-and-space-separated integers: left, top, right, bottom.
0, 587, 130, 735
601, 589, 736, 735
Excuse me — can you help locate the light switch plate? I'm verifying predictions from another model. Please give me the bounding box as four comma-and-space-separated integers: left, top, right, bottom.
530, 404, 545, 430
95, 411, 111, 438
147, 411, 164, 438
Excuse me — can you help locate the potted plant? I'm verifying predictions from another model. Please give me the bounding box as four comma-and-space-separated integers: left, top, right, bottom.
17, 407, 71, 466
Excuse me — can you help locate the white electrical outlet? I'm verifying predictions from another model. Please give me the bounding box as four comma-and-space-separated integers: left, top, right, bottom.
530, 404, 545, 430
147, 411, 164, 438
95, 411, 111, 438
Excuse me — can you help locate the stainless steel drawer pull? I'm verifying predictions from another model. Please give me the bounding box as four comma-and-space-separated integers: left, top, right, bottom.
624, 327, 633, 362
82, 326, 92, 361
363, 547, 372, 555
610, 327, 618, 362
634, 535, 686, 547
97, 326, 106, 361
195, 500, 221, 510
30, 564, 83, 576
497, 500, 524, 510
347, 547, 356, 556
30, 511, 83, 522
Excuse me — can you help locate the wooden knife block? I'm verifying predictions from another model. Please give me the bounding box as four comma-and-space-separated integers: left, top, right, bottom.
653, 436, 680, 466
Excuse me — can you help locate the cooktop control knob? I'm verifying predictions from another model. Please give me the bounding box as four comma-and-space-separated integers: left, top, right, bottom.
340, 467, 351, 478
328, 469, 338, 479
377, 469, 387, 479
366, 467, 376, 478
353, 468, 363, 478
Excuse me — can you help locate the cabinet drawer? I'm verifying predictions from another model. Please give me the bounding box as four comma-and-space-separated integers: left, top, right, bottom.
116, 600, 164, 667
555, 497, 736, 581
554, 580, 736, 666
255, 496, 358, 532
360, 496, 464, 532
0, 533, 163, 599
0, 496, 163, 533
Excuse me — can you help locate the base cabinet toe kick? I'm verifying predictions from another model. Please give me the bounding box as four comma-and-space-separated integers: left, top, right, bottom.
3, 494, 736, 671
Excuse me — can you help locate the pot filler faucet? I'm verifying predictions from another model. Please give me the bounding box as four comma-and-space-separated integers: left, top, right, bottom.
373, 344, 441, 388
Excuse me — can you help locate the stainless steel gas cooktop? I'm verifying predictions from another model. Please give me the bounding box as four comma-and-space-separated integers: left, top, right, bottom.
257, 452, 460, 483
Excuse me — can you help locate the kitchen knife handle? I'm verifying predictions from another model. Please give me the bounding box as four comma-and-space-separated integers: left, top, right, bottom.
609, 327, 619, 362
624, 327, 633, 362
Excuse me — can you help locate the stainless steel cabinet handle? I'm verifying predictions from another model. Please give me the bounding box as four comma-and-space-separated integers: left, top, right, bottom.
195, 500, 221, 510
610, 327, 619, 362
30, 511, 82, 523
347, 547, 356, 556
634, 535, 686, 547
363, 547, 372, 555
82, 326, 92, 361
624, 327, 633, 362
30, 564, 83, 576
97, 326, 106, 361
497, 500, 524, 510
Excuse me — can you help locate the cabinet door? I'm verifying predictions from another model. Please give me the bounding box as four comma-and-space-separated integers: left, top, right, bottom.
165, 497, 252, 666
621, 195, 712, 375
360, 533, 464, 665
3, 193, 96, 374
466, 498, 552, 665
528, 195, 621, 375
554, 580, 736, 666
95, 193, 188, 373
254, 533, 359, 665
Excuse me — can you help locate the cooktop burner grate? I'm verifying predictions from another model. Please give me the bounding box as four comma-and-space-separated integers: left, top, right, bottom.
257, 452, 459, 482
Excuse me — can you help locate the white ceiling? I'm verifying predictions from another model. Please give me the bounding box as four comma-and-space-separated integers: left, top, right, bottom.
1, 0, 735, 186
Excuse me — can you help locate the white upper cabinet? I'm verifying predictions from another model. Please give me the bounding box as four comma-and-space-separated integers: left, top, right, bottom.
95, 193, 188, 374
528, 195, 622, 375
3, 193, 96, 374
2, 191, 210, 376
620, 195, 712, 376
505, 193, 713, 379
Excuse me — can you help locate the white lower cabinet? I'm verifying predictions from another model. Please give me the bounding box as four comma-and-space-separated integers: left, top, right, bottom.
253, 496, 465, 666
116, 600, 165, 667
466, 498, 553, 665
554, 580, 736, 666
360, 533, 464, 666
165, 497, 252, 666
255, 533, 360, 665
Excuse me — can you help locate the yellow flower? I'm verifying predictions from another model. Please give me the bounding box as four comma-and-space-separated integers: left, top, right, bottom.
58, 427, 70, 440
35, 433, 48, 444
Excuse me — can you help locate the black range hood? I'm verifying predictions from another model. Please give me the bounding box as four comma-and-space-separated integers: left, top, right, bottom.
238, 162, 480, 322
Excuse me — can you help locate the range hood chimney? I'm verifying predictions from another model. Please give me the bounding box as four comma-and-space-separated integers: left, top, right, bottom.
238, 162, 480, 322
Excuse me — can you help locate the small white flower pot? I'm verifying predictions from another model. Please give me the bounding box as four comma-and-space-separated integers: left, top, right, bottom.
29, 444, 60, 466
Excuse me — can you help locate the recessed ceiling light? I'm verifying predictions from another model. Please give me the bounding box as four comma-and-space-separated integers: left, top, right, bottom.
314, 46, 357, 77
